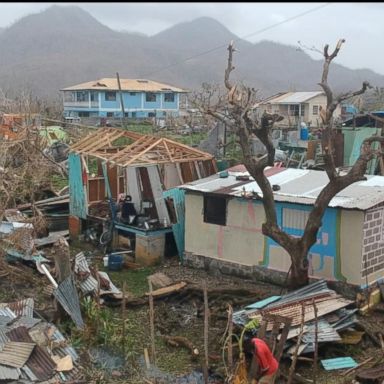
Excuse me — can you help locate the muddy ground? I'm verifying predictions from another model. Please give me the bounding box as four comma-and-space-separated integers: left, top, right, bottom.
0, 242, 383, 383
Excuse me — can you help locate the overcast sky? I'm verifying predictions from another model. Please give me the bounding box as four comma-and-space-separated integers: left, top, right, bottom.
1, 2, 384, 75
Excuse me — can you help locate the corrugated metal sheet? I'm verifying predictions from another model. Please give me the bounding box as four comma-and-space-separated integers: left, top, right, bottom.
68, 153, 87, 219
6, 327, 57, 381
61, 77, 187, 93
98, 271, 122, 296
0, 328, 9, 347
182, 167, 384, 210
301, 320, 341, 343
163, 188, 185, 260
0, 364, 21, 380
53, 275, 84, 330
50, 325, 79, 362
0, 341, 35, 368
0, 315, 12, 326
74, 251, 98, 294
0, 298, 34, 318
8, 317, 41, 330
0, 307, 16, 319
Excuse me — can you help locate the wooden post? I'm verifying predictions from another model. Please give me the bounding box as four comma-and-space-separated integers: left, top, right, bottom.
287, 302, 306, 384
227, 304, 233, 372
121, 282, 127, 355
148, 278, 156, 365
313, 299, 318, 384
203, 281, 209, 384
95, 267, 101, 336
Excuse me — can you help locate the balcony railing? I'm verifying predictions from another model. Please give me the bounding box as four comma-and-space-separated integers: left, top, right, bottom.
64, 101, 99, 108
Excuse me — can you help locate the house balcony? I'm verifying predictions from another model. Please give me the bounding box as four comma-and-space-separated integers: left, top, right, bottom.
63, 101, 99, 108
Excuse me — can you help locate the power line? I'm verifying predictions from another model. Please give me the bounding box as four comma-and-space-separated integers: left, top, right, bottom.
143, 3, 332, 78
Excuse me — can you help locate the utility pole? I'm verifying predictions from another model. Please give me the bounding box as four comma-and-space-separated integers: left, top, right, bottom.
116, 72, 126, 129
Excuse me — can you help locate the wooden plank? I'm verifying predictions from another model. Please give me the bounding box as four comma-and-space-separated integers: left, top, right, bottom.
147, 165, 170, 225
321, 357, 357, 371
145, 282, 187, 297
126, 167, 141, 213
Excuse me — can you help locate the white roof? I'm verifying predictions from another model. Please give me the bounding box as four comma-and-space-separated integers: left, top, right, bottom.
182, 166, 384, 211
261, 91, 324, 104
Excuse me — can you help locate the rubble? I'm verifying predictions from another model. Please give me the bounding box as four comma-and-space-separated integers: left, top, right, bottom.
0, 298, 80, 383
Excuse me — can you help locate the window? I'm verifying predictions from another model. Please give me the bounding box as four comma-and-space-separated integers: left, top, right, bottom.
146, 93, 156, 102
107, 112, 114, 117
90, 91, 98, 102
289, 104, 305, 117
164, 93, 175, 102
148, 112, 156, 118
76, 91, 87, 102
124, 112, 129, 117
132, 112, 137, 118
105, 92, 116, 101
313, 105, 319, 115
203, 195, 227, 226
78, 111, 89, 117
129, 92, 136, 96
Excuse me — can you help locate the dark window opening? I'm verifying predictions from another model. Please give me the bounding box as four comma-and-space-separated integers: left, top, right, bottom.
129, 92, 136, 96
146, 93, 156, 102
76, 91, 87, 102
148, 112, 156, 118
107, 112, 114, 117
164, 93, 175, 102
105, 92, 116, 101
203, 195, 227, 226
78, 111, 90, 117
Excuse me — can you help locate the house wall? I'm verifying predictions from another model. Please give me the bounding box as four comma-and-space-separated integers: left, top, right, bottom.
184, 192, 369, 286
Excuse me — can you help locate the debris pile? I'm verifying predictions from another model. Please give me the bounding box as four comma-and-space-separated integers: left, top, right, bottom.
0, 298, 81, 383
234, 280, 358, 357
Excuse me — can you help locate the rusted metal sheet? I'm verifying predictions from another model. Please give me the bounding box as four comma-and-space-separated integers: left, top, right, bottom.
6, 326, 57, 381
0, 341, 35, 368
3, 298, 34, 318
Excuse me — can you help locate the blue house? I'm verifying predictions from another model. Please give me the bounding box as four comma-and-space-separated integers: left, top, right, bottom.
61, 78, 188, 119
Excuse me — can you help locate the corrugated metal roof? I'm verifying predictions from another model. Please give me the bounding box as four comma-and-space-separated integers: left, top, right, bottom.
182, 167, 384, 210
260, 91, 324, 104
61, 78, 187, 93
0, 341, 35, 368
49, 325, 79, 362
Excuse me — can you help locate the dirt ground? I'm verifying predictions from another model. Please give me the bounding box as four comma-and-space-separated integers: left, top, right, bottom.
0, 243, 383, 383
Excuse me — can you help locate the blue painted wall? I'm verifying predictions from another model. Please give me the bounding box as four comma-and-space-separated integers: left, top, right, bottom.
68, 153, 87, 219
262, 202, 340, 278
64, 90, 180, 118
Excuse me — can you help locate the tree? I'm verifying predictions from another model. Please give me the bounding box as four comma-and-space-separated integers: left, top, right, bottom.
198, 39, 383, 288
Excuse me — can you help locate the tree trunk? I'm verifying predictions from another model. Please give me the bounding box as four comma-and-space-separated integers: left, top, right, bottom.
288, 248, 309, 288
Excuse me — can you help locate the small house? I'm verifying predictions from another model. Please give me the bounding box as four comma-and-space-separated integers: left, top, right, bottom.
181, 165, 384, 288
68, 128, 216, 264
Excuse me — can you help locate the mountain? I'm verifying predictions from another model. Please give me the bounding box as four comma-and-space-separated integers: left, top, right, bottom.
0, 6, 383, 99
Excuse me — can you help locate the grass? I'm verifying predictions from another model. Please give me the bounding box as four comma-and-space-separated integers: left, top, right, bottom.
51, 174, 68, 191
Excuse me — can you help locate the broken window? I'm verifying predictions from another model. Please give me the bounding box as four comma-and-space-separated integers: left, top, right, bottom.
146, 93, 157, 102
105, 92, 116, 101
164, 93, 175, 102
203, 195, 227, 226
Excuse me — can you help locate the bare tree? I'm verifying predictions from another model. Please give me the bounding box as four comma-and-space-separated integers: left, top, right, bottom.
199, 39, 382, 288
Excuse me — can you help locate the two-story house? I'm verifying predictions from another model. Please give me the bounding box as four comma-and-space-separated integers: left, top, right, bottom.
255, 91, 342, 128
61, 78, 188, 119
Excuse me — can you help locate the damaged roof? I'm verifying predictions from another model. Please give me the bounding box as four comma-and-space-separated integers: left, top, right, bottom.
182, 166, 384, 211
70, 128, 215, 167
61, 78, 187, 93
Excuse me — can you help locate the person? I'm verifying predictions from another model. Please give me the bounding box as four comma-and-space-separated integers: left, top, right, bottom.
250, 337, 279, 383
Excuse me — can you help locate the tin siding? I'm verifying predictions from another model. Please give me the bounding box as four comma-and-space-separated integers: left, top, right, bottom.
69, 153, 87, 219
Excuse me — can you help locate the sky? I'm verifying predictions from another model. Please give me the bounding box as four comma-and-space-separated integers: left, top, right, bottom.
1, 2, 384, 75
